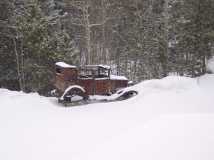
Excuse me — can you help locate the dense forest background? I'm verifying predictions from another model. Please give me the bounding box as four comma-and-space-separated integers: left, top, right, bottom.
1, 0, 214, 95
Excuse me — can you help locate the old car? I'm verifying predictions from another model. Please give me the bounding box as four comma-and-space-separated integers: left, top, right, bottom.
54, 62, 137, 105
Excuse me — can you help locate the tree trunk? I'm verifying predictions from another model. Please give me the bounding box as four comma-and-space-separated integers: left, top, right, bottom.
101, 0, 106, 64
13, 37, 23, 91
83, 4, 91, 65
162, 0, 169, 76
20, 37, 25, 90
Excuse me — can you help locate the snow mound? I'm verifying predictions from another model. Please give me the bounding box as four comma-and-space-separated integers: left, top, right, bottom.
123, 76, 197, 98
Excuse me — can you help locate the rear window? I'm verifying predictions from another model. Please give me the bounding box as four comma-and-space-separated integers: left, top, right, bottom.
56, 67, 62, 74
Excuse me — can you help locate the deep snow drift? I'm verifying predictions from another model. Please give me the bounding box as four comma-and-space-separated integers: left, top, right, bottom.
1, 74, 214, 160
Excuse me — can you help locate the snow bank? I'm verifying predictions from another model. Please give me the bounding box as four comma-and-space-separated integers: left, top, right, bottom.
1, 74, 214, 160
81, 114, 214, 160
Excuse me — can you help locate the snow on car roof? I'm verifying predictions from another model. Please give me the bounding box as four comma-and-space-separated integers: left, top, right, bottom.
55, 62, 77, 68
85, 65, 111, 70
110, 75, 128, 80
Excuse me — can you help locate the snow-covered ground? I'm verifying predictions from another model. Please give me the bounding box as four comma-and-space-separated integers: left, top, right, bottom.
1, 74, 214, 160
